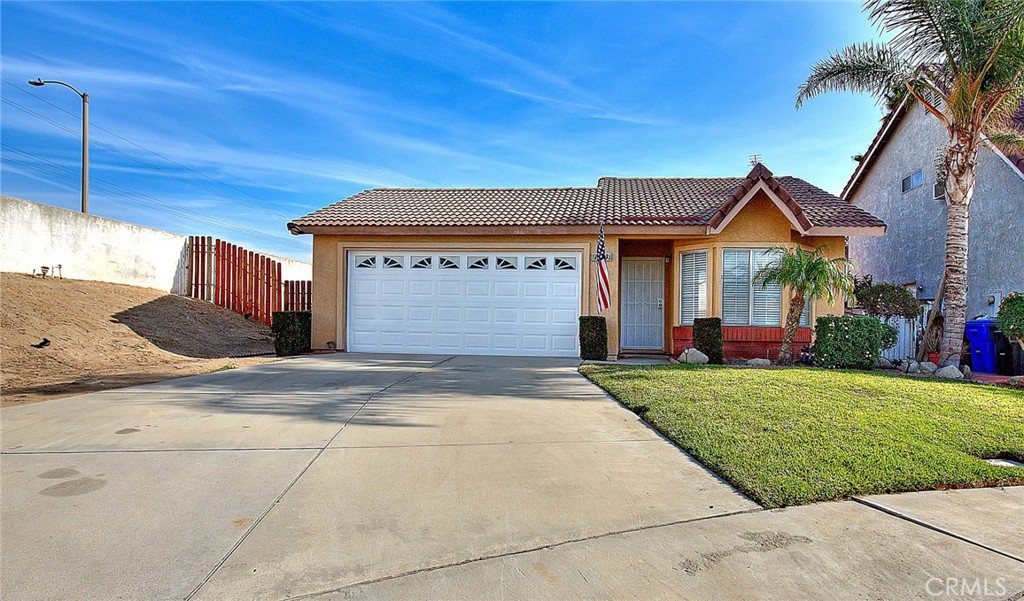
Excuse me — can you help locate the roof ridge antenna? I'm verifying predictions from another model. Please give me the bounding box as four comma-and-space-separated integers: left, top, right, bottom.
748, 154, 763, 167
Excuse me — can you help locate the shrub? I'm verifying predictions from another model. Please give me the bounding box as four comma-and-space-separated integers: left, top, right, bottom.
997, 292, 1024, 348
579, 316, 608, 360
813, 315, 898, 370
271, 311, 311, 356
692, 317, 724, 364
856, 281, 921, 322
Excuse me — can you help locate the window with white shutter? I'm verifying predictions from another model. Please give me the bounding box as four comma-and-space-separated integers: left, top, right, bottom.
722, 248, 783, 327
752, 249, 782, 326
800, 301, 811, 327
722, 250, 751, 325
679, 250, 708, 325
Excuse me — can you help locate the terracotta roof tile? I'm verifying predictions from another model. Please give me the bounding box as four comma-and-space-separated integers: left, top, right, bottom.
290, 164, 885, 232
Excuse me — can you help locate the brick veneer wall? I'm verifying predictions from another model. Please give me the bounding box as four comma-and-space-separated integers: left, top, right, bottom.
673, 325, 812, 360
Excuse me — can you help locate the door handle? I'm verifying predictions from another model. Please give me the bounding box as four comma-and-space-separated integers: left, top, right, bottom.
657, 299, 664, 310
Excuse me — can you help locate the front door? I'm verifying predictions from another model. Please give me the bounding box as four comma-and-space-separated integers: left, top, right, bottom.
620, 258, 665, 350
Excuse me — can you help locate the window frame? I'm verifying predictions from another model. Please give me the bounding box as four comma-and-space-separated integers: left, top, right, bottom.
721, 248, 783, 327
901, 169, 924, 194
678, 249, 708, 326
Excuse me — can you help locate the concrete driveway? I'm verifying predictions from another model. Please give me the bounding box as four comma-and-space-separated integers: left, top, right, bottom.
2, 354, 1021, 600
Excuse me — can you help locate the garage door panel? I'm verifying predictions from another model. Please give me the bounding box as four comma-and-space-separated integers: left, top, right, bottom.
347, 252, 581, 357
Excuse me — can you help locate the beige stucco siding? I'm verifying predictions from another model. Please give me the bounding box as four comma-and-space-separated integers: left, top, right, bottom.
309, 192, 851, 357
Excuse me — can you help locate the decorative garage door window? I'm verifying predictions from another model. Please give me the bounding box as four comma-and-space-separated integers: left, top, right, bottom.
350, 253, 578, 271
346, 252, 582, 357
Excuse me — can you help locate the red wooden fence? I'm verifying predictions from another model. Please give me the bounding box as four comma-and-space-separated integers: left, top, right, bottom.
283, 280, 312, 312
187, 236, 310, 325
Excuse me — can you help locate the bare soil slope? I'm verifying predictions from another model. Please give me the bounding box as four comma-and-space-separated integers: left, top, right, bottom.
2, 273, 276, 407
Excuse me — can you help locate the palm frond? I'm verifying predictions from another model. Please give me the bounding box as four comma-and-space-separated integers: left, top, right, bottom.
796, 42, 913, 108
863, 0, 959, 68
985, 129, 1024, 153
755, 245, 855, 306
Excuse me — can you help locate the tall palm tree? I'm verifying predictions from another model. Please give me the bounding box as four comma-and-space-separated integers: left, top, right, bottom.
796, 0, 1024, 366
756, 245, 856, 365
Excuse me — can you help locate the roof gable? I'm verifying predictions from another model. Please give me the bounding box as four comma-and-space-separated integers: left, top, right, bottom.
843, 99, 1024, 200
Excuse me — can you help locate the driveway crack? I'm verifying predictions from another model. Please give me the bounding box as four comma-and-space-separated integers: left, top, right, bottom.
283, 507, 764, 600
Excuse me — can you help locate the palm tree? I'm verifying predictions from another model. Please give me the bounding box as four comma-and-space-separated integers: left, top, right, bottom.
796, 0, 1024, 366
756, 245, 856, 365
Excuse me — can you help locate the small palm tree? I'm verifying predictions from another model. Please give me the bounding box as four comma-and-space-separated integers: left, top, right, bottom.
796, 0, 1024, 366
757, 245, 856, 365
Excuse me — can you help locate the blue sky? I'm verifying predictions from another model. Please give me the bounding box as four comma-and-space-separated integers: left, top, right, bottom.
1, 2, 884, 261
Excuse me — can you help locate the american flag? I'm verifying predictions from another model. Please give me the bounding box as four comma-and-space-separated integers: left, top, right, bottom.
596, 224, 611, 313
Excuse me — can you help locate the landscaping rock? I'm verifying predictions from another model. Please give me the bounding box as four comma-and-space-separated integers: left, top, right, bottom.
935, 365, 964, 380
876, 357, 894, 370
1010, 376, 1024, 388
747, 358, 772, 367
679, 348, 709, 365
918, 361, 938, 374
902, 360, 920, 374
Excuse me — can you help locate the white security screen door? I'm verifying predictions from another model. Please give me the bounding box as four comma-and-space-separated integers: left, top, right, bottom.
346, 251, 582, 357
621, 258, 665, 349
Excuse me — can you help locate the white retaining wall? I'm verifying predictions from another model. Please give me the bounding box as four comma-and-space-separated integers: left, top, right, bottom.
1, 195, 310, 293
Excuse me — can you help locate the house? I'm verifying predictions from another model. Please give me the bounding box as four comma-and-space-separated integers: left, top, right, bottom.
288, 164, 884, 360
843, 101, 1024, 318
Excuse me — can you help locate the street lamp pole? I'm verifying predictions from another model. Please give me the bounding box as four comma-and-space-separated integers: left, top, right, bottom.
28, 78, 89, 214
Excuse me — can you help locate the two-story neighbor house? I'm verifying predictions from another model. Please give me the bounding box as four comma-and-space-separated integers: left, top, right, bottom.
289, 164, 884, 360
844, 100, 1024, 319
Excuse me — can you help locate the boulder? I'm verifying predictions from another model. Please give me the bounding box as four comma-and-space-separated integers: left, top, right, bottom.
679, 348, 709, 365
747, 358, 772, 367
935, 365, 964, 380
1009, 376, 1024, 389
903, 361, 920, 374
876, 357, 894, 370
918, 361, 938, 374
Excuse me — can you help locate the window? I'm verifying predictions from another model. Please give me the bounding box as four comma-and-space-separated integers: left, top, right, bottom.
438, 256, 460, 269
355, 255, 376, 269
382, 256, 403, 269
901, 170, 923, 193
679, 250, 707, 325
800, 301, 811, 327
554, 257, 577, 271
411, 256, 432, 269
468, 256, 488, 270
495, 256, 517, 270
722, 249, 782, 326
933, 182, 945, 200
525, 257, 547, 270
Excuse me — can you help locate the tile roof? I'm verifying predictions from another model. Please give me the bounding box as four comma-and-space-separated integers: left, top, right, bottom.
290, 163, 885, 233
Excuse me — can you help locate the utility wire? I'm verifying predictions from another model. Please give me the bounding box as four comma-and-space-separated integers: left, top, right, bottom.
2, 79, 300, 220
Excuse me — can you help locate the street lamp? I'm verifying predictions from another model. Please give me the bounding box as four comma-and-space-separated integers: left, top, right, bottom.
28, 78, 89, 214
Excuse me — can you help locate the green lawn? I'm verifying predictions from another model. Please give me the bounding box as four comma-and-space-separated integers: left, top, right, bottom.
581, 364, 1024, 508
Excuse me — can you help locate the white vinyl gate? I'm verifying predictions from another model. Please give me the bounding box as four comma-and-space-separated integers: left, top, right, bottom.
346, 251, 582, 357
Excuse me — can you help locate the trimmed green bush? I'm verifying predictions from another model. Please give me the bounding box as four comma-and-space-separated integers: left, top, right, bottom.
579, 316, 608, 360
856, 281, 921, 322
692, 317, 724, 364
271, 311, 311, 356
997, 292, 1024, 348
813, 315, 898, 369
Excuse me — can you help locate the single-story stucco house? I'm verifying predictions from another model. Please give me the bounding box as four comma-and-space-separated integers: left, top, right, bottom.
288, 163, 885, 360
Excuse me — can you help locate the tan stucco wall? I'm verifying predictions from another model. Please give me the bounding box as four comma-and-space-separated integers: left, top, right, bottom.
309, 192, 851, 357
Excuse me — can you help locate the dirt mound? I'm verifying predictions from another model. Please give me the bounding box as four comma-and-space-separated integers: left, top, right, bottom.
1, 273, 276, 407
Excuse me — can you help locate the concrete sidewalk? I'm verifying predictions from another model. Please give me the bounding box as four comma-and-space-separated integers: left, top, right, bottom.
2, 354, 1021, 600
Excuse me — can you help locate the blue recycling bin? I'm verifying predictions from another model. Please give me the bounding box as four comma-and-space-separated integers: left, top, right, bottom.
965, 319, 997, 374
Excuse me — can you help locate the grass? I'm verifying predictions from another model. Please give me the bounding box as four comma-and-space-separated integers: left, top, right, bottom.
580, 364, 1024, 508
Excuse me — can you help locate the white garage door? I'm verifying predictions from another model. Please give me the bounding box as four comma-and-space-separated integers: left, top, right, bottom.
346, 251, 581, 357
